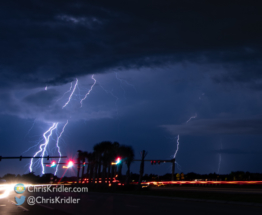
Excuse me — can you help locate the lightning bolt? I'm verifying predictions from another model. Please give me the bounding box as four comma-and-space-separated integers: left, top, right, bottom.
57, 82, 73, 102
54, 120, 68, 176
173, 114, 197, 158
62, 78, 78, 109
22, 136, 44, 155
29, 74, 96, 175
41, 123, 58, 175
186, 114, 197, 123
29, 123, 58, 174
80, 75, 96, 107
173, 135, 179, 158
29, 81, 76, 174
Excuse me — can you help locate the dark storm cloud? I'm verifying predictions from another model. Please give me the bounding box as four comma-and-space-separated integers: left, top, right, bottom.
212, 61, 262, 89
0, 0, 261, 89
161, 118, 262, 135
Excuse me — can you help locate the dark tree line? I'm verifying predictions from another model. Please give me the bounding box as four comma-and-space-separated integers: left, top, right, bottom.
77, 141, 135, 185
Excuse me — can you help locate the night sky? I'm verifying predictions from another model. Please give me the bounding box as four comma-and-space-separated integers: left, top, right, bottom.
0, 0, 262, 177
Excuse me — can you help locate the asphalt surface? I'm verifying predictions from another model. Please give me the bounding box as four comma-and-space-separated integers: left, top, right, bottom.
150, 186, 262, 194
1, 189, 262, 215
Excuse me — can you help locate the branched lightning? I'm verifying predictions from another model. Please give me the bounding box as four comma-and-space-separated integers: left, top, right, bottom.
54, 120, 68, 176
62, 78, 78, 109
29, 123, 58, 174
30, 79, 77, 175
29, 74, 97, 175
80, 75, 96, 107
22, 137, 44, 155
40, 123, 58, 174
57, 82, 73, 102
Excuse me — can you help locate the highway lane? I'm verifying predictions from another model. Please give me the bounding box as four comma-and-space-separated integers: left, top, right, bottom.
1, 191, 71, 215
3, 191, 261, 215
150, 186, 262, 194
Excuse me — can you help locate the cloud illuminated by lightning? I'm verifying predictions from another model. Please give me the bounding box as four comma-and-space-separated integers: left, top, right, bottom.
80, 75, 96, 107
29, 74, 97, 175
54, 120, 68, 176
115, 72, 137, 92
115, 72, 126, 99
62, 78, 78, 109
98, 82, 119, 115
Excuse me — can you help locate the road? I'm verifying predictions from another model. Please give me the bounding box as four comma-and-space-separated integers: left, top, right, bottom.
150, 186, 262, 194
1, 190, 262, 215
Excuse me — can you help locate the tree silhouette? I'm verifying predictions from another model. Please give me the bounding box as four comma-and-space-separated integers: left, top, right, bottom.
78, 141, 134, 184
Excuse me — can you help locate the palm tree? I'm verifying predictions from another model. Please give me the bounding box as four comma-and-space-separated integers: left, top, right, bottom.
78, 141, 134, 184
117, 146, 125, 179
93, 151, 100, 184
85, 152, 91, 182
118, 145, 134, 184
99, 141, 113, 184
111, 142, 120, 182
77, 150, 83, 183
124, 146, 135, 184
81, 151, 88, 183
87, 152, 96, 184
93, 143, 104, 183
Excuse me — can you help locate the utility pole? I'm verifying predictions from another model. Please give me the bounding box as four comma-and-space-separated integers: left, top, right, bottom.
138, 150, 147, 186
77, 150, 81, 184
171, 158, 175, 181
81, 157, 86, 183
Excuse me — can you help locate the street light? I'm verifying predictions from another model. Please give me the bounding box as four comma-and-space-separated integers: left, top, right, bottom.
50, 161, 56, 167
111, 157, 121, 165
67, 161, 74, 168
